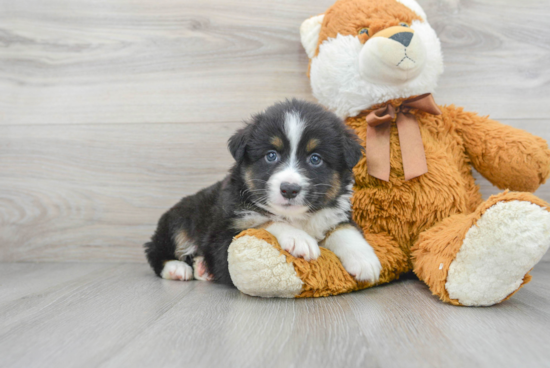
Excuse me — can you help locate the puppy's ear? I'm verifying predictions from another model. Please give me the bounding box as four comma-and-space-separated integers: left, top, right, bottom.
228, 123, 253, 163
342, 128, 363, 170
300, 14, 324, 59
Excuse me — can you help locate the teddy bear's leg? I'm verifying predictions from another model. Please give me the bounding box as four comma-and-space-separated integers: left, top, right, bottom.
228, 228, 408, 298
362, 231, 411, 285
412, 191, 550, 306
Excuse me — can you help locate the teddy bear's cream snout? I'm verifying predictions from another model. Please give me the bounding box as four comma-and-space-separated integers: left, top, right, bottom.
358, 26, 427, 85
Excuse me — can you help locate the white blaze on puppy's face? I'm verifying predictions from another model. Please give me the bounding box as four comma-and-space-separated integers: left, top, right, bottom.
265, 112, 310, 217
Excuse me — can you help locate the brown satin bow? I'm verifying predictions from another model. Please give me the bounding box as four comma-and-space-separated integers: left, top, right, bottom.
365, 93, 442, 182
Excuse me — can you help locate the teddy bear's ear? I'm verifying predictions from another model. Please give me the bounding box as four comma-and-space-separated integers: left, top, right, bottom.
300, 14, 324, 59
342, 127, 364, 170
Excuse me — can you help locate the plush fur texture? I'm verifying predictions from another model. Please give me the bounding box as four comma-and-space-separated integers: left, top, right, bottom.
145, 99, 382, 285
226, 0, 550, 304
308, 0, 443, 117
412, 191, 550, 306
446, 200, 550, 306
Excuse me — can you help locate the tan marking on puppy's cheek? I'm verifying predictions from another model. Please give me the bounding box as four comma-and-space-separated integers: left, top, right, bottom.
325, 172, 342, 202
306, 138, 320, 153
244, 168, 255, 189
271, 136, 284, 150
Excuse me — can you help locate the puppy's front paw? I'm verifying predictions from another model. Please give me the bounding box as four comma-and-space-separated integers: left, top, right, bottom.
161, 260, 194, 281
341, 251, 381, 283
278, 229, 320, 261
324, 226, 382, 283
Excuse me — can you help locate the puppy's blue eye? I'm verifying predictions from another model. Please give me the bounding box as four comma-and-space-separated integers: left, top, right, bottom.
309, 154, 322, 166
399, 22, 410, 28
265, 151, 278, 163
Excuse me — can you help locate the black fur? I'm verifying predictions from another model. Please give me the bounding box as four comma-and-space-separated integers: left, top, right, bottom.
144, 99, 363, 285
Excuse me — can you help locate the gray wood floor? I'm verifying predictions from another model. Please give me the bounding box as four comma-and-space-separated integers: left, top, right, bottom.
1, 261, 550, 368
2, 0, 550, 366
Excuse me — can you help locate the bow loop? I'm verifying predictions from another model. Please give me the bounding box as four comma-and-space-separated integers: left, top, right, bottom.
365, 93, 441, 182
366, 105, 396, 127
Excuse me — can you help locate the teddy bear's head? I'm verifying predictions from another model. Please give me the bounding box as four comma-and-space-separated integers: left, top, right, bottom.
300, 0, 443, 118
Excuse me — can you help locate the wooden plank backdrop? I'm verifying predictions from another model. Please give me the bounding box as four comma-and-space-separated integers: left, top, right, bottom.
1, 0, 550, 262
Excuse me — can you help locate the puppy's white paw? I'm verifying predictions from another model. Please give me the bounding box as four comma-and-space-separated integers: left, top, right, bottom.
267, 223, 320, 261
161, 260, 194, 281
324, 226, 382, 283
340, 250, 382, 282
278, 229, 321, 261
193, 256, 213, 281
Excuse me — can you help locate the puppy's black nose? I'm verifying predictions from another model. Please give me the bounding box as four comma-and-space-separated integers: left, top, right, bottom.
280, 182, 302, 199
389, 32, 413, 47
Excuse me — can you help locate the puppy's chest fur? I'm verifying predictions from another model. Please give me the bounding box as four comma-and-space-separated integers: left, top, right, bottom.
233, 204, 350, 241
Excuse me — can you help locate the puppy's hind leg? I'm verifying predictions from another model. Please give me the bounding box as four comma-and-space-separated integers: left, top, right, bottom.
193, 256, 213, 281
161, 260, 193, 281
144, 213, 195, 281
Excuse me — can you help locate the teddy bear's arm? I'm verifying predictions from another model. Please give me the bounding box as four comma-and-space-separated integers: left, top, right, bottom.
451, 106, 550, 192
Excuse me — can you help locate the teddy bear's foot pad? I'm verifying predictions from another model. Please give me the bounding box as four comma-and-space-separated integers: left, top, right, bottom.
228, 234, 304, 298
446, 200, 550, 306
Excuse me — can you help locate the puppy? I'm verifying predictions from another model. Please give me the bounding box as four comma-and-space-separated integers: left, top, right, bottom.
144, 99, 381, 285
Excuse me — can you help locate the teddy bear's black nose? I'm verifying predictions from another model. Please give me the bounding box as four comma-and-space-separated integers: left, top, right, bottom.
389, 32, 413, 47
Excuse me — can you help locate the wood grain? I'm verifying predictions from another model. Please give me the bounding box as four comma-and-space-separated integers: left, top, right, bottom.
0, 263, 197, 367
0, 122, 239, 262
0, 261, 549, 367
1, 0, 550, 263
1, 119, 550, 263
0, 0, 549, 125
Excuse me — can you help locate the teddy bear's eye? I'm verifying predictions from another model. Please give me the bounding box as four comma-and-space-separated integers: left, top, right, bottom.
399, 22, 410, 27
358, 27, 369, 36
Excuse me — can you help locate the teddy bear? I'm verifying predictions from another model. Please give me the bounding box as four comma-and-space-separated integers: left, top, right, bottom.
226, 0, 550, 306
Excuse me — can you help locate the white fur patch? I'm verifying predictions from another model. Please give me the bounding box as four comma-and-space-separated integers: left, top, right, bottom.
232, 210, 270, 230
173, 230, 197, 260
446, 201, 550, 306
261, 183, 353, 241
323, 227, 381, 282
228, 235, 304, 298
310, 20, 443, 118
300, 14, 325, 59
161, 260, 194, 281
298, 184, 352, 240
301, 206, 350, 241
266, 222, 321, 261
265, 111, 310, 216
284, 111, 305, 167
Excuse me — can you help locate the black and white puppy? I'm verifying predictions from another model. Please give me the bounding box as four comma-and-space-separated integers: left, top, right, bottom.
144, 99, 381, 285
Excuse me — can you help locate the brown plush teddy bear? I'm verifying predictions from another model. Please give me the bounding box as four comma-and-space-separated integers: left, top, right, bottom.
226, 0, 550, 306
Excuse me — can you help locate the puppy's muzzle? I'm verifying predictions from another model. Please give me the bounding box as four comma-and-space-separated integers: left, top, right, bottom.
280, 182, 302, 199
